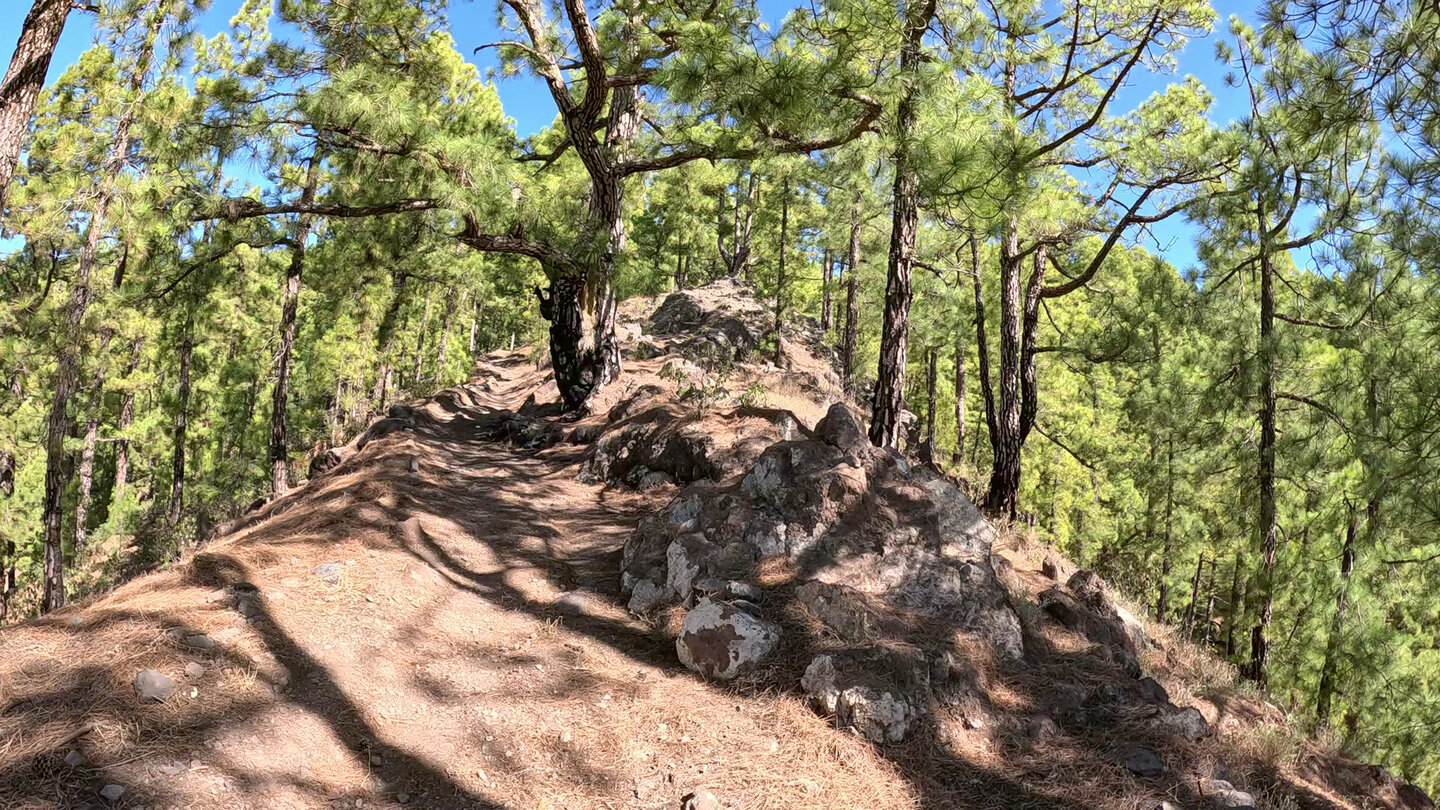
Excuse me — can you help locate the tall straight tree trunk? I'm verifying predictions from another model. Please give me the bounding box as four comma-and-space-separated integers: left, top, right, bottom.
74, 329, 113, 554
971, 235, 999, 481
270, 155, 320, 497
167, 329, 192, 523
1315, 510, 1358, 725
39, 15, 155, 611
1, 447, 13, 622
1183, 552, 1207, 637
435, 286, 457, 384
113, 339, 141, 495
412, 286, 432, 386
820, 249, 833, 334
840, 204, 862, 390
953, 337, 966, 465
1250, 211, 1279, 685
1157, 436, 1175, 619
868, 0, 936, 448
773, 186, 788, 367
374, 269, 409, 412
1225, 552, 1246, 659
921, 346, 937, 464
674, 253, 686, 290
0, 0, 71, 213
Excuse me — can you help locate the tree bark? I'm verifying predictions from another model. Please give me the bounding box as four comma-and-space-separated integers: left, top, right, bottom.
820, 248, 832, 334
373, 269, 409, 412
1156, 436, 1175, 619
1315, 509, 1357, 725
1250, 208, 1279, 685
435, 286, 457, 384
74, 329, 113, 554
40, 13, 154, 611
412, 286, 431, 386
953, 337, 966, 465
1182, 552, 1206, 638
270, 155, 320, 497
1, 448, 14, 622
840, 204, 862, 390
921, 346, 938, 464
773, 185, 788, 367
1225, 552, 1246, 659
113, 339, 141, 495
0, 0, 71, 214
868, 0, 935, 449
167, 329, 192, 524
971, 236, 998, 471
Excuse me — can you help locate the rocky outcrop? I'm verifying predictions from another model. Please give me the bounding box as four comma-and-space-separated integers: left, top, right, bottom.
800, 646, 930, 743
579, 384, 804, 489
623, 401, 1023, 741
1040, 569, 1146, 676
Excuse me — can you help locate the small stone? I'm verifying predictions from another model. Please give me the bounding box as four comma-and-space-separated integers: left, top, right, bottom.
1041, 556, 1062, 580
1202, 778, 1257, 809
675, 599, 780, 680
100, 784, 126, 800
369, 753, 383, 766
682, 787, 721, 810
559, 729, 573, 744
236, 597, 260, 618
408, 456, 420, 474
1123, 747, 1164, 778
1161, 706, 1210, 742
184, 662, 206, 679
313, 563, 342, 584
134, 669, 177, 702
555, 592, 588, 614
181, 633, 215, 650
396, 793, 410, 804
627, 579, 665, 613
64, 750, 86, 768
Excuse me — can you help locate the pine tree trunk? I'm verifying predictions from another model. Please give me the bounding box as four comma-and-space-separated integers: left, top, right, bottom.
1183, 552, 1206, 638
374, 270, 409, 411
74, 329, 113, 555
674, 253, 685, 290
841, 274, 859, 392
39, 18, 152, 610
167, 330, 192, 524
840, 205, 862, 390
953, 338, 966, 465
1225, 552, 1246, 659
270, 156, 319, 497
412, 286, 431, 386
921, 347, 937, 464
114, 339, 140, 495
1, 447, 14, 622
820, 249, 832, 334
1315, 510, 1357, 725
868, 0, 935, 449
971, 235, 1000, 496
436, 286, 456, 385
982, 222, 1032, 517
1157, 436, 1175, 620
468, 296, 480, 356
0, 0, 71, 213
1250, 213, 1279, 685
773, 187, 788, 367
1200, 557, 1219, 646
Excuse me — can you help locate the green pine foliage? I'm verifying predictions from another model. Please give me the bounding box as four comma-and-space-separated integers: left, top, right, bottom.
2, 0, 1440, 793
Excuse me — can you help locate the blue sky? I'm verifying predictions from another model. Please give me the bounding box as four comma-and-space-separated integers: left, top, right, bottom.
0, 0, 1261, 270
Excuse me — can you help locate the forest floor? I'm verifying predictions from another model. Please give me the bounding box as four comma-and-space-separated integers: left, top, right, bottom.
0, 283, 1432, 810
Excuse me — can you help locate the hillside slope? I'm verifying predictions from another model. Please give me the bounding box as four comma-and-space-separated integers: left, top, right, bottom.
0, 281, 1432, 810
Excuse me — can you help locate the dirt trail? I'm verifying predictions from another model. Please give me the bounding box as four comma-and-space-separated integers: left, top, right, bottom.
0, 352, 912, 810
